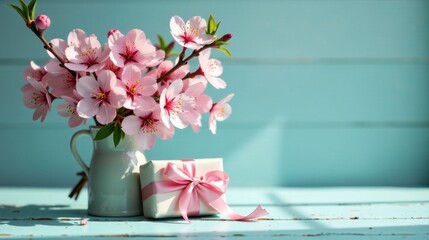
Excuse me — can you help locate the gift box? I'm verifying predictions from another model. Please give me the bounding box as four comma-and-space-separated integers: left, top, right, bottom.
140, 158, 225, 219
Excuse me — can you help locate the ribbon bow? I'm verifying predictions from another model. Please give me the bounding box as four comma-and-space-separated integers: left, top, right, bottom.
142, 160, 268, 222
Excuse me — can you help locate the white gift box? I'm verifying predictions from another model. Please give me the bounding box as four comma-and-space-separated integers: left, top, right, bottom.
139, 158, 225, 219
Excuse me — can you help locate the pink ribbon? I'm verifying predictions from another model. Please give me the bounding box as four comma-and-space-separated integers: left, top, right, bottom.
142, 160, 269, 222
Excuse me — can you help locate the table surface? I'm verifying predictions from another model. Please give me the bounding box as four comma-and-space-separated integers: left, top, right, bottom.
0, 187, 428, 239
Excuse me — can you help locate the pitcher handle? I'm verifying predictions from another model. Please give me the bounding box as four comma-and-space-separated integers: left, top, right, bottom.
70, 129, 91, 177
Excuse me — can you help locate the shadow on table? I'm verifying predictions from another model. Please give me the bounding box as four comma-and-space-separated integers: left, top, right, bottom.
0, 204, 86, 226
0, 204, 193, 227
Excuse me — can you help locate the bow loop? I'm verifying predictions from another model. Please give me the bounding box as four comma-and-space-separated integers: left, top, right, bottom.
200, 170, 229, 193
163, 162, 193, 184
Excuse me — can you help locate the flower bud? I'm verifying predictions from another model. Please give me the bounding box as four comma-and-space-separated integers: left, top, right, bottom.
107, 29, 121, 38
35, 15, 51, 31
220, 33, 233, 42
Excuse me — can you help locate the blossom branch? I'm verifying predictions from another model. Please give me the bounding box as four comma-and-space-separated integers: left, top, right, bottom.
27, 22, 76, 78
157, 43, 214, 83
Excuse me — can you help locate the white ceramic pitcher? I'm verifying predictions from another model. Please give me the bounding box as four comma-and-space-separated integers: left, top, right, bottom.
70, 126, 146, 217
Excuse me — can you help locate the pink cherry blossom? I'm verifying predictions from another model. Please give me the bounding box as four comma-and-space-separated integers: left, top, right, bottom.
22, 79, 52, 122
108, 29, 165, 69
198, 48, 226, 89
46, 71, 76, 98
159, 79, 196, 129
209, 93, 234, 134
76, 70, 126, 124
23, 61, 48, 88
65, 34, 109, 72
120, 65, 157, 110
45, 29, 87, 73
122, 108, 174, 150
146, 60, 189, 93
182, 77, 212, 132
170, 16, 216, 50
45, 38, 69, 74
57, 95, 87, 128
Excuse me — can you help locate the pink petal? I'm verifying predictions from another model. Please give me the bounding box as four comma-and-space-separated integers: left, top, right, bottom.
209, 112, 217, 134
65, 47, 84, 63
134, 96, 156, 110
185, 82, 205, 96
69, 115, 85, 128
76, 76, 98, 97
86, 35, 101, 50
121, 115, 142, 135
68, 29, 86, 47
196, 34, 217, 45
48, 38, 67, 59
33, 106, 48, 122
45, 59, 66, 74
187, 16, 207, 33
127, 29, 147, 47
170, 16, 185, 36
96, 103, 116, 124
178, 94, 196, 112
136, 131, 155, 150
86, 63, 105, 73
65, 63, 89, 72
57, 100, 74, 117
108, 31, 124, 49
207, 77, 226, 89
159, 89, 170, 128
156, 119, 175, 140
196, 94, 212, 113
170, 112, 187, 129
97, 70, 117, 92
208, 59, 223, 77
184, 42, 201, 50
166, 79, 183, 99
218, 93, 235, 105
77, 98, 99, 118
146, 50, 165, 67
139, 76, 157, 96
214, 103, 232, 121
121, 65, 141, 86
108, 88, 126, 108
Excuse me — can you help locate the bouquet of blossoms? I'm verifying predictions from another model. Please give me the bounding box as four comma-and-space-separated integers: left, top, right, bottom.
11, 0, 234, 150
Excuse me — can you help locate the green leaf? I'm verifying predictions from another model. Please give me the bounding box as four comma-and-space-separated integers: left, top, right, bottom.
113, 124, 122, 147
18, 0, 30, 20
28, 0, 37, 19
94, 123, 115, 141
217, 47, 232, 58
206, 15, 218, 35
216, 21, 221, 32
9, 4, 26, 20
157, 34, 167, 50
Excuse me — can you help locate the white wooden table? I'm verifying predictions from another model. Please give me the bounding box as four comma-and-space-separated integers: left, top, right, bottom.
0, 187, 428, 239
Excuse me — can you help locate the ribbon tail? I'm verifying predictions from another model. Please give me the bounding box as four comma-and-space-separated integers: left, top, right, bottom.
209, 198, 269, 220
178, 183, 196, 223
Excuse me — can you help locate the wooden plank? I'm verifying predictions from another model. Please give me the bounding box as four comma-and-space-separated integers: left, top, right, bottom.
1, 127, 429, 187
2, 63, 429, 126
0, 187, 428, 239
0, 0, 428, 60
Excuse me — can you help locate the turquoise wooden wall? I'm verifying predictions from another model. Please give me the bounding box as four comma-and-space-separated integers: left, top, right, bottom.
0, 0, 428, 187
